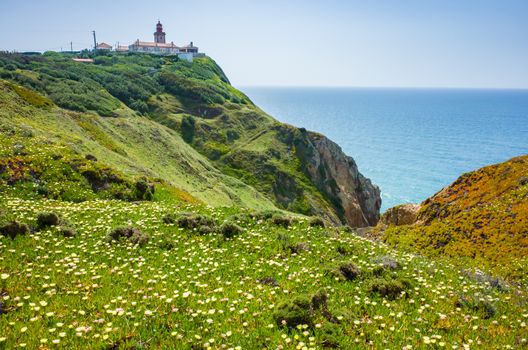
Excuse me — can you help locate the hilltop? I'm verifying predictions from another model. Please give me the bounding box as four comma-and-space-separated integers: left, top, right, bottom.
380, 155, 528, 283
0, 51, 380, 227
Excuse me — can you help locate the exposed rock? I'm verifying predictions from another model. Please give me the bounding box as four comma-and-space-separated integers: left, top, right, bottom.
380, 203, 420, 226
299, 131, 381, 227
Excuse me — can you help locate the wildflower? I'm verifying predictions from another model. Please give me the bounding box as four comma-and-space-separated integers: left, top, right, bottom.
0, 273, 9, 280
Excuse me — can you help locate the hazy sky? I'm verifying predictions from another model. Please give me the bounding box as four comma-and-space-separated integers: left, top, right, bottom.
1, 0, 527, 88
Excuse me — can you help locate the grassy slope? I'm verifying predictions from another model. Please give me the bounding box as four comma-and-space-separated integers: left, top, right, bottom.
383, 156, 528, 283
0, 79, 275, 210
0, 52, 358, 224
0, 194, 526, 349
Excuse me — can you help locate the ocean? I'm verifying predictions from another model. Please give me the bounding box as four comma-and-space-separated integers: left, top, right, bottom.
241, 87, 528, 211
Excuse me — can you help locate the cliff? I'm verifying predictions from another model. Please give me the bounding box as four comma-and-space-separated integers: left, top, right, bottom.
0, 52, 380, 226
301, 131, 381, 226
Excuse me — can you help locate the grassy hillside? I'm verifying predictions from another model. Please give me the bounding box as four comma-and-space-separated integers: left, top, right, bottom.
382, 156, 528, 284
0, 79, 275, 210
0, 193, 526, 349
0, 51, 379, 225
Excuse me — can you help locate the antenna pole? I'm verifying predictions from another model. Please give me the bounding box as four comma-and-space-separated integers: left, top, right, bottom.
92, 30, 97, 52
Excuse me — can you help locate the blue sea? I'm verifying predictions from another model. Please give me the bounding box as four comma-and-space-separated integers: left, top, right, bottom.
241, 87, 528, 211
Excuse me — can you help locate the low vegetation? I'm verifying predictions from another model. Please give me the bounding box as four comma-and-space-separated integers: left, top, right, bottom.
0, 192, 527, 349
383, 155, 528, 284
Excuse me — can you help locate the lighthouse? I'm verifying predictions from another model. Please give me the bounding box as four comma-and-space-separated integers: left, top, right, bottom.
154, 21, 166, 44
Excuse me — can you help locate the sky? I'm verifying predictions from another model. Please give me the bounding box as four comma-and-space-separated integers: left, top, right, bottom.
1, 0, 527, 88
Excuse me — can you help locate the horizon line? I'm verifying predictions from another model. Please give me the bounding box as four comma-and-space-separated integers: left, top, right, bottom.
236, 85, 528, 91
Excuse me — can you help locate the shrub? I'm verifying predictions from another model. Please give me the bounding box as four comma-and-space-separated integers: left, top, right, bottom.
37, 212, 60, 228
338, 263, 361, 281
253, 210, 277, 220
455, 295, 496, 319
220, 222, 244, 238
369, 278, 412, 300
336, 245, 352, 256
158, 238, 175, 250
0, 221, 29, 239
107, 226, 149, 246
288, 242, 310, 254
162, 214, 176, 224
134, 178, 154, 201
311, 290, 328, 311
309, 216, 326, 228
59, 226, 76, 238
177, 213, 215, 231
85, 154, 97, 162
318, 322, 341, 348
273, 296, 314, 329
180, 115, 196, 144
272, 215, 292, 227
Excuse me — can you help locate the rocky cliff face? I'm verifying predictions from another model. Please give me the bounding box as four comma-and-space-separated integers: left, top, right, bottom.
379, 203, 420, 226
299, 131, 381, 227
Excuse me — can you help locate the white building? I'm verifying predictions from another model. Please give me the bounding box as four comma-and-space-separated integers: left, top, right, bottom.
127, 21, 202, 61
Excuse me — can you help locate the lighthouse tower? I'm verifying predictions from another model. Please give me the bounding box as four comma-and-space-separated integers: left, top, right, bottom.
154, 21, 166, 44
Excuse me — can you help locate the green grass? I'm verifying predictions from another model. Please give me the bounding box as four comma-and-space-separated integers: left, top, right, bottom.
0, 78, 276, 211
0, 194, 526, 349
0, 51, 370, 225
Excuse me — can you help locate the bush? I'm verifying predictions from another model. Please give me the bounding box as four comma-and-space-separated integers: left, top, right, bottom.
309, 217, 326, 228
369, 278, 412, 300
107, 226, 149, 246
158, 238, 175, 250
274, 296, 314, 329
288, 242, 310, 254
272, 215, 292, 227
134, 178, 154, 201
176, 213, 216, 234
318, 322, 342, 348
37, 212, 60, 228
220, 222, 244, 238
455, 295, 496, 319
180, 115, 195, 144
338, 263, 361, 281
336, 245, 352, 256
60, 226, 76, 238
85, 154, 97, 162
0, 221, 29, 239
162, 214, 176, 224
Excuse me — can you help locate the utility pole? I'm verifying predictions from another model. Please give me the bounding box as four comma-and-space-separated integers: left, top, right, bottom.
92, 30, 97, 53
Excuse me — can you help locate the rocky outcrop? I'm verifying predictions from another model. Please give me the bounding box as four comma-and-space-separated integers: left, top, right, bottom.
297, 130, 381, 227
380, 203, 420, 226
